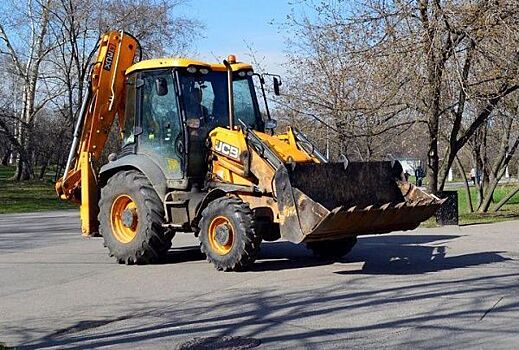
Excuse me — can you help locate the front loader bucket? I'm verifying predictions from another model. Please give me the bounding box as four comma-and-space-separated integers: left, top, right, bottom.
274, 162, 445, 243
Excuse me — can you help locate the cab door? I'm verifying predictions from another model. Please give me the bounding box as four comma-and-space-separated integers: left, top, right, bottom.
137, 69, 184, 180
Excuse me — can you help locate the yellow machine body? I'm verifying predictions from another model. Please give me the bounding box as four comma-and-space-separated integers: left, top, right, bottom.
207, 127, 443, 243
56, 30, 444, 249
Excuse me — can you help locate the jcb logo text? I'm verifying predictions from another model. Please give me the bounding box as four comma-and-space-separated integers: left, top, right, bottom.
215, 140, 239, 160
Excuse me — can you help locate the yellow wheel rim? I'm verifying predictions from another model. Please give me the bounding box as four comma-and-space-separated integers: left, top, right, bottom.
208, 216, 234, 255
110, 194, 138, 243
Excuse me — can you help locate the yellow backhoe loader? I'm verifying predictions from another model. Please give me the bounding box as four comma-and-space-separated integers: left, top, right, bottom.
56, 31, 444, 271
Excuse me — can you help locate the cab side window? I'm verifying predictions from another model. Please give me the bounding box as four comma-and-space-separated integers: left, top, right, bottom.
141, 72, 180, 143
139, 70, 183, 179
122, 75, 137, 145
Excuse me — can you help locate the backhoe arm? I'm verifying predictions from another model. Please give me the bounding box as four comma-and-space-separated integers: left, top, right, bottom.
56, 31, 139, 235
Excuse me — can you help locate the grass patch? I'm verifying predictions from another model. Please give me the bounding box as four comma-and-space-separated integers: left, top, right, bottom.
422, 184, 519, 227
458, 184, 519, 225
457, 185, 519, 225
0, 165, 75, 214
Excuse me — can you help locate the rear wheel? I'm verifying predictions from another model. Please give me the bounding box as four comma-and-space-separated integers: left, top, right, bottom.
99, 170, 172, 264
199, 196, 261, 271
307, 237, 357, 260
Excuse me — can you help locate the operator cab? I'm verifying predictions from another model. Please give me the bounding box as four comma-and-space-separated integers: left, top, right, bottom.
121, 58, 264, 190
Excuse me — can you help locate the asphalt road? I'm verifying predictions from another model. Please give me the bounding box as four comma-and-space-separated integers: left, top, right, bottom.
1, 210, 518, 349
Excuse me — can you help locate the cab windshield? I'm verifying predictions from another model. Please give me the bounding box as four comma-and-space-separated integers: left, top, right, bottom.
178, 69, 263, 131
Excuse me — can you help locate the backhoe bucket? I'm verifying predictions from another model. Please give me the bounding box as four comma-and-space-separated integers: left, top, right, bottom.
274, 162, 445, 243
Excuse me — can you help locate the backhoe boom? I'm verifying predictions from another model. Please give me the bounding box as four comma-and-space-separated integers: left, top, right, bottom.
56, 31, 139, 235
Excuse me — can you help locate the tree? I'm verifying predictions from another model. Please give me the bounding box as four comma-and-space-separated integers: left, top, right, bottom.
283, 0, 519, 194
0, 0, 55, 180
470, 101, 518, 212
0, 0, 203, 181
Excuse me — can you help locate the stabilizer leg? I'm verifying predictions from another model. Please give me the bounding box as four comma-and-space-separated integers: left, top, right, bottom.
80, 151, 99, 236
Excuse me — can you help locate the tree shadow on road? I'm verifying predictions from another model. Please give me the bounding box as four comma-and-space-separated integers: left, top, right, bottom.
5, 234, 516, 349
8, 234, 511, 348
156, 234, 510, 276
12, 270, 519, 350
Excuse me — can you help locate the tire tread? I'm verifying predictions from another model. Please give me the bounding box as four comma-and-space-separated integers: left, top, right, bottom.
199, 196, 261, 271
99, 170, 172, 264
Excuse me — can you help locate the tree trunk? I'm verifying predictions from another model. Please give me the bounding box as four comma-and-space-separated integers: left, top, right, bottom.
425, 68, 442, 195
39, 159, 49, 180
424, 58, 443, 195
1, 148, 10, 165
54, 154, 65, 182
426, 133, 439, 194
478, 116, 517, 212
479, 175, 499, 212
455, 155, 473, 213
12, 124, 33, 181
438, 148, 453, 192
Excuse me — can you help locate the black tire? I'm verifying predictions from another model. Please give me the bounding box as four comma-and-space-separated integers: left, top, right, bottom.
307, 237, 358, 260
198, 196, 261, 271
99, 170, 172, 264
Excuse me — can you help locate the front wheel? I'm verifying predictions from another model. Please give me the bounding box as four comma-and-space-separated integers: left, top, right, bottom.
199, 196, 261, 271
99, 170, 172, 264
306, 237, 358, 261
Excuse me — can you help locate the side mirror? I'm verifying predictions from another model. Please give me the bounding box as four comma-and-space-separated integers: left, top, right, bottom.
155, 77, 168, 96
265, 119, 277, 130
273, 77, 281, 96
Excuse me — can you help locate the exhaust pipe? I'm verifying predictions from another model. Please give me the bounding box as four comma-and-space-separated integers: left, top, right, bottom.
223, 56, 235, 129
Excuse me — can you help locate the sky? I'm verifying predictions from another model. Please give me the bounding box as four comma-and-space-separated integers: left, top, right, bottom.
177, 0, 296, 74
0, 0, 300, 74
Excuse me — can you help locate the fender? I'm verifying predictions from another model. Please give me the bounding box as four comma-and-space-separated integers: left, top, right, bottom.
191, 188, 227, 230
99, 154, 167, 199
191, 183, 259, 230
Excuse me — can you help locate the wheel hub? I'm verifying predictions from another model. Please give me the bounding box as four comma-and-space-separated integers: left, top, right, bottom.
215, 224, 231, 245
208, 216, 234, 255
110, 194, 139, 243
121, 208, 137, 229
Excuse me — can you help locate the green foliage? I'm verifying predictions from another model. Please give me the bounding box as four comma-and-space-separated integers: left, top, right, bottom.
0, 166, 75, 214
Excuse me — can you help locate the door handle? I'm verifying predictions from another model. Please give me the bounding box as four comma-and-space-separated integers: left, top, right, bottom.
176, 137, 184, 154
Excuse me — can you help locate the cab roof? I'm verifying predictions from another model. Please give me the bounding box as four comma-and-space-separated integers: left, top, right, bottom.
125, 57, 253, 75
